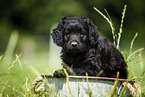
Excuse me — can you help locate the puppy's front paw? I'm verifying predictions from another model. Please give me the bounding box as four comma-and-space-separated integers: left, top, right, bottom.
53, 69, 66, 78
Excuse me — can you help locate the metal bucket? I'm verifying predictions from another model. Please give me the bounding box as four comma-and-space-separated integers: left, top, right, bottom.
42, 75, 132, 97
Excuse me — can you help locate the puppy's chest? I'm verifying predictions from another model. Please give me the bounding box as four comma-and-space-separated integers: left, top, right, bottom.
65, 58, 96, 69
63, 56, 87, 68
62, 51, 101, 69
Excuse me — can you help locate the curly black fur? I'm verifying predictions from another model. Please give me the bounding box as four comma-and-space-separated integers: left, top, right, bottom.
51, 17, 127, 79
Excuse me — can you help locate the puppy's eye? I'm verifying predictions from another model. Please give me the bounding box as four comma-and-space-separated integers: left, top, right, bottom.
64, 35, 70, 40
81, 35, 87, 40
81, 35, 84, 38
81, 35, 86, 38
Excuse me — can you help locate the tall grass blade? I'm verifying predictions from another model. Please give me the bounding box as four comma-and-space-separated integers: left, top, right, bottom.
96, 70, 103, 77
129, 32, 138, 54
104, 9, 117, 46
61, 62, 76, 76
127, 48, 144, 61
127, 53, 141, 63
0, 55, 3, 60
1, 80, 9, 94
116, 4, 127, 49
29, 65, 41, 76
86, 73, 92, 97
24, 76, 29, 95
94, 7, 116, 46
3, 30, 19, 64
119, 74, 133, 97
109, 72, 119, 97
63, 68, 73, 97
141, 70, 145, 77
43, 75, 57, 96
16, 53, 23, 70
139, 50, 144, 72
8, 53, 22, 70
129, 59, 142, 65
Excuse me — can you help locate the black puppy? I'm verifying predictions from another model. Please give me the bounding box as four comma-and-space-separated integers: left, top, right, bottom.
51, 17, 127, 79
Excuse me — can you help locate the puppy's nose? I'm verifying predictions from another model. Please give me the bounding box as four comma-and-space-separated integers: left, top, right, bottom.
71, 41, 78, 47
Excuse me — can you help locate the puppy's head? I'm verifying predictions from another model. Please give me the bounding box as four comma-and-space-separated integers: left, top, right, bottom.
51, 17, 99, 54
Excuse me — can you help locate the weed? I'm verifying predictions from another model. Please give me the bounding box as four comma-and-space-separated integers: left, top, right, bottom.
94, 4, 144, 96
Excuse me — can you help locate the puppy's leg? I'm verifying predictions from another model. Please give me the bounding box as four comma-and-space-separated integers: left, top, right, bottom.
53, 69, 66, 78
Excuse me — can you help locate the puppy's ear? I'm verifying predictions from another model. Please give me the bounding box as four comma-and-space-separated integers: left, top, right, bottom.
85, 18, 99, 47
51, 17, 66, 47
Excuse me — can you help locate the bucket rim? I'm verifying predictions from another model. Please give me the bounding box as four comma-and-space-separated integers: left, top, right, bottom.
41, 74, 134, 83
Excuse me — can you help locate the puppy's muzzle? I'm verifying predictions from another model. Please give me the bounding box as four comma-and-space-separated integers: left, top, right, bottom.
71, 41, 78, 47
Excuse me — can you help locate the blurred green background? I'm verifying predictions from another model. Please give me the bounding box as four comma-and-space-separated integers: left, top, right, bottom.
0, 0, 145, 95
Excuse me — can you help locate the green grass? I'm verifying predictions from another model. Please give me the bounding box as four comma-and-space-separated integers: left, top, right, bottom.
0, 32, 50, 96
0, 4, 145, 96
94, 4, 145, 96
